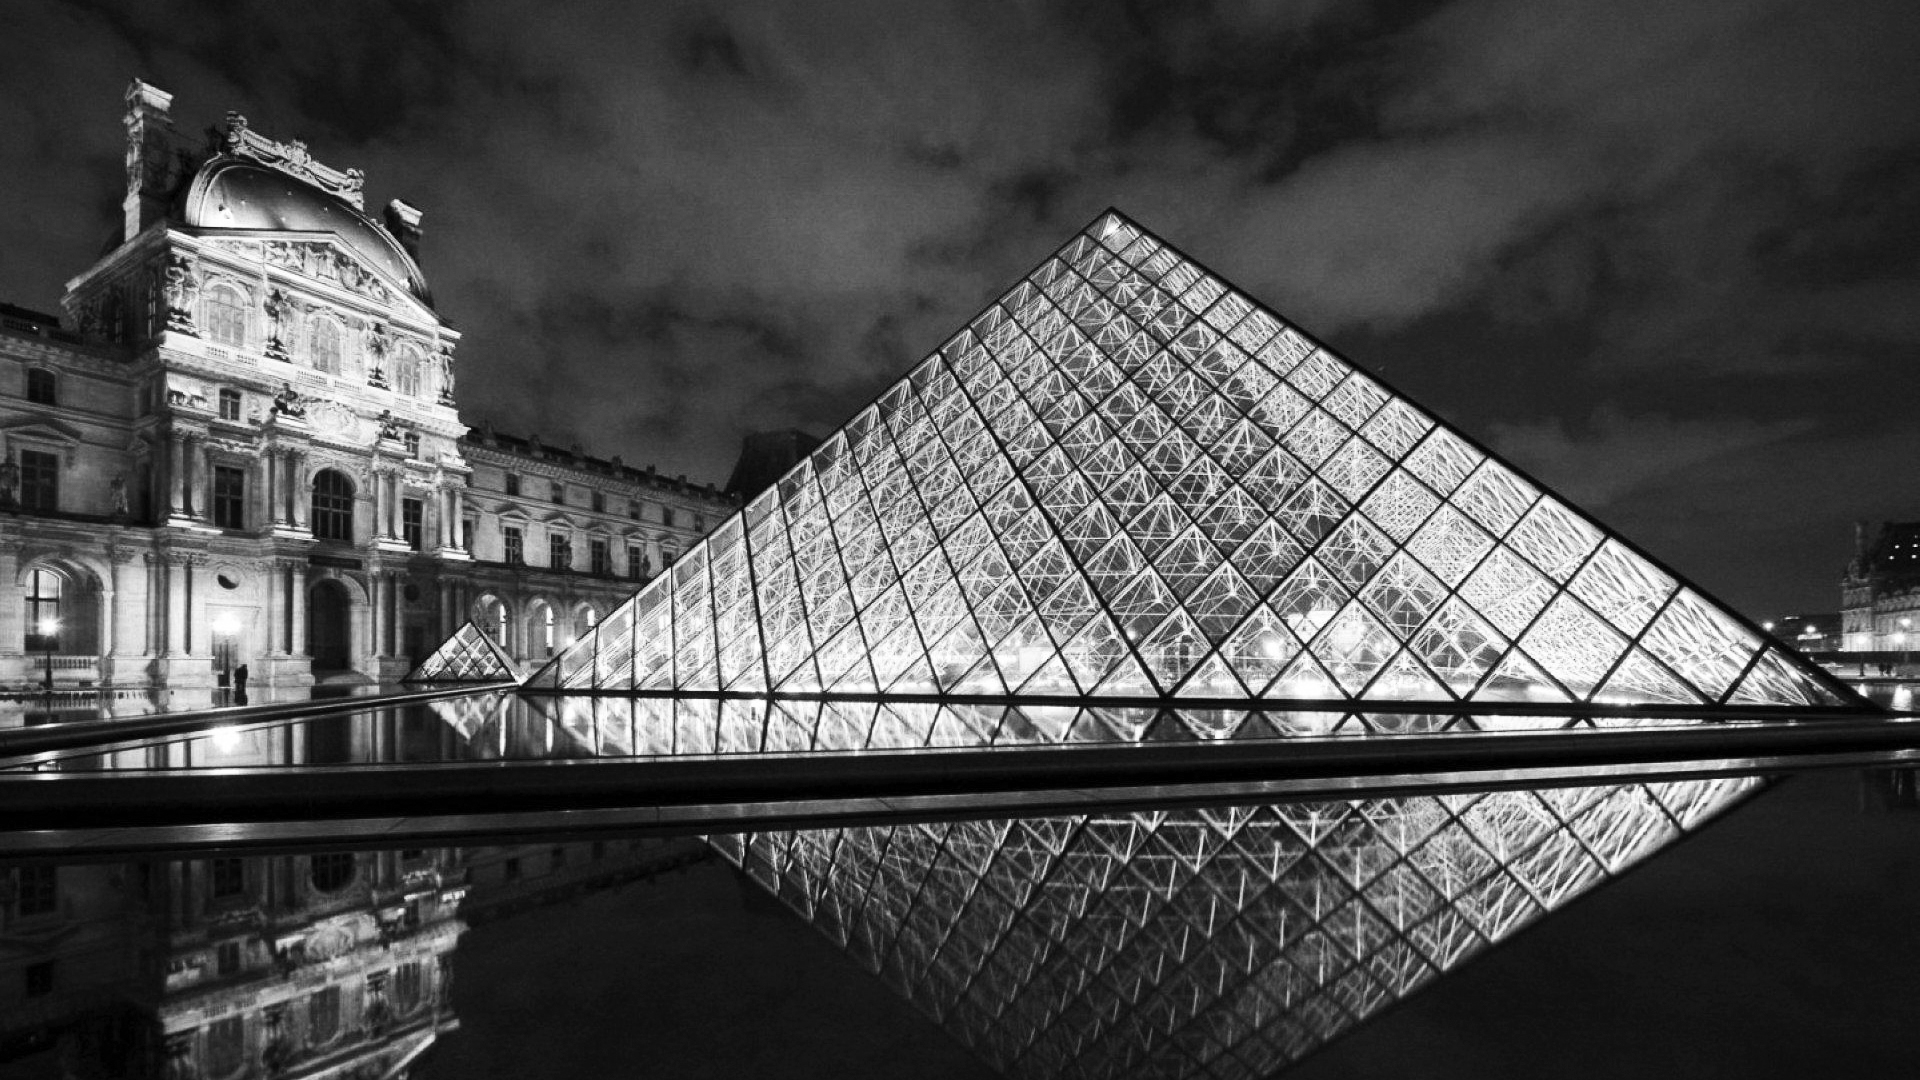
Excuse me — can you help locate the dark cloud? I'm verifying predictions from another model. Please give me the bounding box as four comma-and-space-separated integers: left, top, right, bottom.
4, 0, 1918, 618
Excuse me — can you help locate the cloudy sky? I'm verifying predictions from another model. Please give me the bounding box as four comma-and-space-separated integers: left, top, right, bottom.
3, 0, 1917, 619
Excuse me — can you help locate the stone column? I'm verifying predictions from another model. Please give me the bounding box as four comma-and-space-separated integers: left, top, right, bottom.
291, 453, 309, 529
261, 558, 280, 656
370, 574, 388, 657
190, 439, 210, 521
260, 449, 279, 528
165, 557, 186, 655
166, 433, 185, 517
290, 565, 309, 656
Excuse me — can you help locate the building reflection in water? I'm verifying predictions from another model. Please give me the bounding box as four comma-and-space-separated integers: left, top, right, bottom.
1, 695, 1764, 1077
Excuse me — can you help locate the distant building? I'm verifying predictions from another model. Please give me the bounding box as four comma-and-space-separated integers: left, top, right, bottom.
1767, 612, 1841, 654
1840, 520, 1920, 653
0, 80, 733, 694
724, 428, 822, 500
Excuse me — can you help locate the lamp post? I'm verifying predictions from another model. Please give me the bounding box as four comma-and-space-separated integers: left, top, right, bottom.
37, 617, 58, 690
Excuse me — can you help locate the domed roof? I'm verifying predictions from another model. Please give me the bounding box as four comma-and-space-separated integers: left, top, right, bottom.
181, 157, 432, 305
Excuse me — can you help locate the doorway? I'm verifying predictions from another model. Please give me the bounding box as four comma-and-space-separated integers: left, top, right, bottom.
309, 579, 353, 672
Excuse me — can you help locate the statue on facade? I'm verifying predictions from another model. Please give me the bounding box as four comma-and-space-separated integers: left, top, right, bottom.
109, 474, 130, 519
271, 382, 307, 419
365, 325, 390, 387
376, 410, 403, 441
436, 342, 456, 404
161, 252, 199, 333
263, 288, 292, 360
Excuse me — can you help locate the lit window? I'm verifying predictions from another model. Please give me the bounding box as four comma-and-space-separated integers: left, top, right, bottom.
25, 369, 55, 405
539, 606, 555, 654
23, 568, 60, 651
218, 388, 242, 420
203, 287, 247, 348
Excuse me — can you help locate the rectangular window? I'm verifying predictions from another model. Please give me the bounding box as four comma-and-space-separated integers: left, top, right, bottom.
591, 491, 605, 513
402, 498, 423, 550
404, 432, 421, 459
590, 538, 610, 575
462, 516, 476, 551
628, 500, 640, 521
627, 546, 645, 580
212, 465, 245, 529
549, 532, 569, 570
661, 506, 675, 528
19, 449, 57, 513
14, 866, 57, 917
218, 388, 241, 420
550, 481, 565, 504
216, 940, 242, 976
209, 858, 245, 899
24, 961, 52, 998
504, 473, 520, 497
503, 526, 523, 565
26, 369, 56, 406
694, 514, 706, 532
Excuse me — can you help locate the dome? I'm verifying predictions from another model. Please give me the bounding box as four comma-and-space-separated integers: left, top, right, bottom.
181, 158, 432, 305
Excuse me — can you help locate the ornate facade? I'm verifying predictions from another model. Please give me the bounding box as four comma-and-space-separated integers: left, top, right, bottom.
0, 80, 731, 695
1841, 520, 1920, 656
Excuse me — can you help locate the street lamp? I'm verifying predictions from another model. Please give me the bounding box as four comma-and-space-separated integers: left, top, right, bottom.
37, 617, 58, 690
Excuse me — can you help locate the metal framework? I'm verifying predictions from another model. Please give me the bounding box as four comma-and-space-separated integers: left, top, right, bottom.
420, 210, 1875, 1078
403, 620, 519, 683
524, 212, 1852, 713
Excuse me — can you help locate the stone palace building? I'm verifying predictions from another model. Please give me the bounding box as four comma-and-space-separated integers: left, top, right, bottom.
0, 80, 734, 692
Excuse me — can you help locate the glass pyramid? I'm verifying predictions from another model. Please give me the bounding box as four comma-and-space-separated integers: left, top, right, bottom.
528, 210, 1854, 711
405, 620, 521, 683
712, 777, 1757, 1078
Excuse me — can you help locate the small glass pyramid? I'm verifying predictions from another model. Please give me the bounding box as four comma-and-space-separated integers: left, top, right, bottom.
405, 620, 520, 683
528, 210, 1855, 711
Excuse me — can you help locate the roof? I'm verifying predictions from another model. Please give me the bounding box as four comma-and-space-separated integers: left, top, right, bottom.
180, 157, 432, 306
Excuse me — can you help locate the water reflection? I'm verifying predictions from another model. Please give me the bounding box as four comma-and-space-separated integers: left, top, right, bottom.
0, 836, 707, 1078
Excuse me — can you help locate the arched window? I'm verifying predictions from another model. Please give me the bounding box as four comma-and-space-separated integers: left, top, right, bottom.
311, 470, 355, 543
202, 286, 248, 348
205, 1016, 245, 1079
536, 604, 556, 656
24, 369, 55, 406
391, 963, 423, 1014
395, 347, 421, 397
495, 602, 509, 647
23, 569, 61, 651
307, 317, 341, 374
307, 988, 341, 1046
575, 606, 596, 637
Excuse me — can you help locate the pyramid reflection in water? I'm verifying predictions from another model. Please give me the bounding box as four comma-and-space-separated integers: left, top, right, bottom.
528, 212, 1849, 710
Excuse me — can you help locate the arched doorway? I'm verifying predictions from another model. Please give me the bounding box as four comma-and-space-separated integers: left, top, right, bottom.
308, 579, 353, 672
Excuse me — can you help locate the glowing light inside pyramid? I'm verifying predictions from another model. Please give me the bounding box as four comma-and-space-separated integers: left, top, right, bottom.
529, 212, 1849, 709
406, 620, 519, 683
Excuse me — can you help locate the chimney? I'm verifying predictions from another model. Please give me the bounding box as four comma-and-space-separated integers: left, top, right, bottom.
384, 199, 424, 263
123, 79, 176, 242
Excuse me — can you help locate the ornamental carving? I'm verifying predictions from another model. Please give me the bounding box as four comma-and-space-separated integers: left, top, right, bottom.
224, 112, 366, 209
162, 253, 200, 334
262, 240, 395, 305
305, 400, 359, 440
